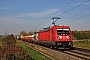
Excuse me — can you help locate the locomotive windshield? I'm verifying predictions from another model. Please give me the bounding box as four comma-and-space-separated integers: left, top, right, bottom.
57, 28, 70, 34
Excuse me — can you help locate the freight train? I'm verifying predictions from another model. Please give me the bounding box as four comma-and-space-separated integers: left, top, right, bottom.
18, 25, 73, 49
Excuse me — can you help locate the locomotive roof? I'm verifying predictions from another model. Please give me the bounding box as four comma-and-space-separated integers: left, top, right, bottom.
39, 27, 50, 32
39, 25, 70, 32
52, 25, 70, 28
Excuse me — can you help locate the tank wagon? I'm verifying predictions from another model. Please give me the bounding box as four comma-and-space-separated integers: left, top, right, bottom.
21, 35, 34, 42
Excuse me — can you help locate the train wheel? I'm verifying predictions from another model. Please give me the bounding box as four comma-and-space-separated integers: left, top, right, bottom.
50, 45, 54, 49
50, 44, 54, 49
50, 45, 58, 50
70, 47, 74, 50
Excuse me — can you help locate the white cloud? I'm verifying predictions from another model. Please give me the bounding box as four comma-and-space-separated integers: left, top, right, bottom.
17, 2, 27, 4
0, 17, 21, 24
0, 8, 60, 25
0, 7, 9, 9
16, 9, 60, 18
0, 5, 13, 10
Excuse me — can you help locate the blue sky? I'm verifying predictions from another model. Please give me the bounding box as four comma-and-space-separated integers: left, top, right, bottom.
0, 0, 90, 35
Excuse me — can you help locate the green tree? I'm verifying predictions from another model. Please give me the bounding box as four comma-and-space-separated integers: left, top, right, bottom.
72, 35, 77, 40
72, 30, 90, 40
20, 31, 27, 36
27, 31, 33, 36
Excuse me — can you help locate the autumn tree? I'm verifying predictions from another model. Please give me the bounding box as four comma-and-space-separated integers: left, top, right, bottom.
72, 30, 90, 40
27, 31, 33, 36
20, 31, 27, 36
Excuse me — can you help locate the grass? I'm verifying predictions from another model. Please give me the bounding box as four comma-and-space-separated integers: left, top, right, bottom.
16, 40, 50, 60
73, 40, 90, 50
0, 37, 4, 46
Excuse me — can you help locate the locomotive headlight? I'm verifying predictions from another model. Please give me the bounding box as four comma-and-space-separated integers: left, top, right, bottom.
60, 36, 62, 38
66, 36, 70, 40
57, 36, 62, 40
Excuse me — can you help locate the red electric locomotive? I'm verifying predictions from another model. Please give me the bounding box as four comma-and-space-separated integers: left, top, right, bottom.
37, 25, 73, 49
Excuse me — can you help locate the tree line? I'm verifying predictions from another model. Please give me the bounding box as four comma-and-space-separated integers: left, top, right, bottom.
72, 30, 90, 40
20, 31, 33, 36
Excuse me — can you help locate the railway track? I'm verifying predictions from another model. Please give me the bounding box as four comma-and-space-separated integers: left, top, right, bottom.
21, 41, 90, 60
61, 50, 90, 60
74, 47, 90, 53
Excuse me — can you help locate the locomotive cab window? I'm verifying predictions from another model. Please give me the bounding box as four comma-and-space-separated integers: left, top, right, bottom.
57, 28, 70, 35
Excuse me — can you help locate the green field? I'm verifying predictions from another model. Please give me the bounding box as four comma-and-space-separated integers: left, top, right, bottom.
0, 37, 4, 46
73, 40, 90, 50
16, 41, 50, 60
0, 42, 2, 46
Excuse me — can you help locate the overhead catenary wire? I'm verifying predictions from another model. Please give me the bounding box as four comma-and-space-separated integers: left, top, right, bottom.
57, 0, 90, 17
41, 7, 90, 26
49, 0, 75, 17
64, 8, 90, 20
34, 0, 75, 30
59, 14, 90, 24
57, 8, 90, 24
